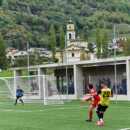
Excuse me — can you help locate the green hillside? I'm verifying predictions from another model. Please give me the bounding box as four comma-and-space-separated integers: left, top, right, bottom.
1, 0, 130, 49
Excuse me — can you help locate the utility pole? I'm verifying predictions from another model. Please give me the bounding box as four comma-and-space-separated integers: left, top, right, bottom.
65, 34, 69, 98
27, 5, 31, 76
113, 24, 118, 102
27, 41, 30, 75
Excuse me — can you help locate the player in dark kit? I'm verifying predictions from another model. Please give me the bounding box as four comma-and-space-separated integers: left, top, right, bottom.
96, 82, 111, 126
14, 86, 24, 105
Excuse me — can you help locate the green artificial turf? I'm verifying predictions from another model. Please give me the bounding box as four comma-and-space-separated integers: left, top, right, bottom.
0, 101, 129, 130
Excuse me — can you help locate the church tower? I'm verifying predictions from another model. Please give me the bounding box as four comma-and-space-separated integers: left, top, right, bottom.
66, 19, 76, 42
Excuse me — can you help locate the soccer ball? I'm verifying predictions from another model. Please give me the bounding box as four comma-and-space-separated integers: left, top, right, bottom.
96, 120, 104, 126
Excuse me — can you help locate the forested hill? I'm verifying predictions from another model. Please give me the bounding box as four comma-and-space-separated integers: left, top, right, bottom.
1, 0, 130, 50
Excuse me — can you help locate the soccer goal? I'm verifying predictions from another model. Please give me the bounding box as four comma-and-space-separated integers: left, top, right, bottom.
0, 75, 64, 105
14, 75, 41, 101
0, 75, 41, 102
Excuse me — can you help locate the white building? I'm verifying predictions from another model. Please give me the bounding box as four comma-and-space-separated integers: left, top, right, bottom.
64, 19, 89, 63
28, 47, 52, 58
56, 19, 89, 63
6, 48, 28, 59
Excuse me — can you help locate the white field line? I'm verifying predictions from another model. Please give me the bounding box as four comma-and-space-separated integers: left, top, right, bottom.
0, 106, 86, 113
119, 128, 130, 130
0, 104, 130, 113
0, 109, 32, 112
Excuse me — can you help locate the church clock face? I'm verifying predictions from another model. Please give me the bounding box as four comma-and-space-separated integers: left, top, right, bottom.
67, 24, 74, 31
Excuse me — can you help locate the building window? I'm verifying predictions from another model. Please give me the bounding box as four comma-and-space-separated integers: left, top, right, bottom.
69, 33, 72, 39
72, 53, 74, 57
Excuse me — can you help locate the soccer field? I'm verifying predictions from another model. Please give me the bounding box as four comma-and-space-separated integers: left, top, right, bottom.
0, 101, 130, 130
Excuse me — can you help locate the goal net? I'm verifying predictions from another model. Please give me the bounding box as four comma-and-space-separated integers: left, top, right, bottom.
0, 77, 14, 101
15, 75, 40, 101
43, 75, 64, 105
0, 75, 40, 102
0, 75, 64, 105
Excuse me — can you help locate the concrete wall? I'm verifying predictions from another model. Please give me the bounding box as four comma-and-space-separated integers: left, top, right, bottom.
74, 65, 84, 98
126, 60, 130, 100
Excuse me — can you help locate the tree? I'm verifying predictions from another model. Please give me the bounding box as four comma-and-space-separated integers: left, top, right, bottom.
101, 31, 109, 58
88, 42, 95, 53
0, 0, 3, 6
59, 26, 65, 50
59, 26, 65, 63
95, 28, 109, 58
49, 24, 56, 61
1, 0, 130, 56
0, 34, 7, 69
123, 38, 130, 56
96, 28, 102, 58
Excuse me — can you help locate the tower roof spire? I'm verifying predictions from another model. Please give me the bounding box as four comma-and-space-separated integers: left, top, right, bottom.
69, 17, 72, 23
68, 17, 73, 24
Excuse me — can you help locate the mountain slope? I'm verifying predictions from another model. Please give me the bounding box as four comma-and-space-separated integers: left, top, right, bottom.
1, 0, 130, 49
